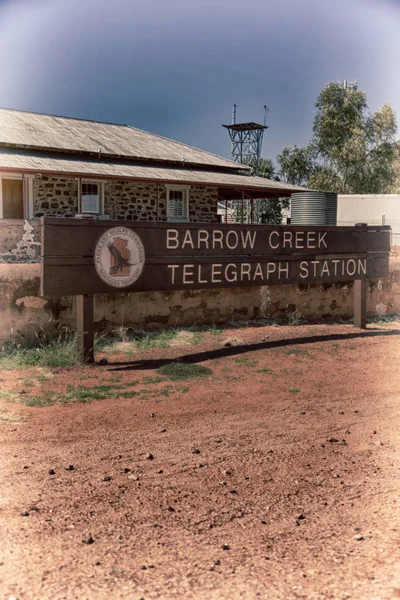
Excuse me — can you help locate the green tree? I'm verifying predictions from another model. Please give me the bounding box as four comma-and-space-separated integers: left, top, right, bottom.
242, 156, 276, 179
277, 145, 314, 187
234, 157, 288, 224
276, 82, 399, 194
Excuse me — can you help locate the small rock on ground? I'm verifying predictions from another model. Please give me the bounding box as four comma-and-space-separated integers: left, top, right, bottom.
83, 536, 95, 544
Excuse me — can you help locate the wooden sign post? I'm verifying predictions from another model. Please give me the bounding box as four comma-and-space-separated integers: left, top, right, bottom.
41, 219, 391, 363
354, 279, 367, 329
76, 295, 94, 364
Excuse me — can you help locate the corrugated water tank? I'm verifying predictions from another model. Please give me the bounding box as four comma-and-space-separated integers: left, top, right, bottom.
290, 192, 337, 226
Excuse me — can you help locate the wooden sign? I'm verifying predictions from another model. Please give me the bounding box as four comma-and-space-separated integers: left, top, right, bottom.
41, 219, 390, 295
40, 218, 391, 362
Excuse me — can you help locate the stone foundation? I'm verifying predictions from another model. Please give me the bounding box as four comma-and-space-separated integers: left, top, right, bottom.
1, 259, 399, 345
0, 219, 41, 263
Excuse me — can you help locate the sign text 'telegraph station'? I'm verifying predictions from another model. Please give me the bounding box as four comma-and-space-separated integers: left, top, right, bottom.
41, 219, 390, 296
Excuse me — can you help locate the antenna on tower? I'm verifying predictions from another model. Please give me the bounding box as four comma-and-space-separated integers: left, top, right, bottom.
342, 80, 358, 91
263, 105, 269, 127
232, 104, 237, 124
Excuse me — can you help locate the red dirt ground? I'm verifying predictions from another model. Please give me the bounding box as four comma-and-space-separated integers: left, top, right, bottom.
0, 322, 400, 600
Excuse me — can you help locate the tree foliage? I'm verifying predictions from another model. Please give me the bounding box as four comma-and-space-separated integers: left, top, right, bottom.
234, 157, 288, 224
277, 145, 314, 187
276, 82, 399, 194
242, 156, 276, 179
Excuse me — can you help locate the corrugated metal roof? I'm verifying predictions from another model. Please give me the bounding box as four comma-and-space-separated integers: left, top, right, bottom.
0, 149, 310, 197
0, 107, 246, 170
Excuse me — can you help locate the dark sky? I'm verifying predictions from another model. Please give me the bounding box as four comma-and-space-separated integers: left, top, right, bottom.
0, 0, 399, 164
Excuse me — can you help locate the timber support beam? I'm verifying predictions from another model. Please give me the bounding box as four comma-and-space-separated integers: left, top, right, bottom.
76, 294, 94, 364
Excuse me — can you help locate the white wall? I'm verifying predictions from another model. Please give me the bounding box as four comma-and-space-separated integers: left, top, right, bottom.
338, 194, 400, 245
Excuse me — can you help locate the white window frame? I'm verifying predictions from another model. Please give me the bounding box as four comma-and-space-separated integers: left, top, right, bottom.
79, 179, 104, 215
0, 172, 34, 219
166, 184, 190, 222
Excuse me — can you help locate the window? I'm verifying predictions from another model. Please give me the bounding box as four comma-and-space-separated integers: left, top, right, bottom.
81, 180, 103, 214
167, 186, 189, 221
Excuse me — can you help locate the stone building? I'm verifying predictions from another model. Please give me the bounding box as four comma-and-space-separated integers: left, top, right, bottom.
0, 107, 305, 223
1, 108, 339, 344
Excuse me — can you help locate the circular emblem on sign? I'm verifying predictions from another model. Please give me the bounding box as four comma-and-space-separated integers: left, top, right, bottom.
94, 227, 145, 288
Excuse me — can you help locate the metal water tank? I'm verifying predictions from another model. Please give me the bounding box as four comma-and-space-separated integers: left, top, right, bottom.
290, 192, 337, 226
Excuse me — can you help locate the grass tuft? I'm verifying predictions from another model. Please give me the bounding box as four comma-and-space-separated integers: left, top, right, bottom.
23, 381, 139, 407
96, 327, 180, 353
0, 337, 78, 370
25, 392, 56, 407
19, 378, 35, 387
188, 331, 204, 345
285, 348, 309, 357
157, 363, 212, 381
0, 409, 25, 424
227, 319, 270, 330
368, 314, 400, 326
135, 329, 178, 349
187, 325, 223, 337
285, 310, 304, 326
234, 356, 258, 367
0, 390, 20, 403
143, 376, 168, 385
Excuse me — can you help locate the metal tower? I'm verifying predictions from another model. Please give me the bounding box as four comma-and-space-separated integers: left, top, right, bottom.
222, 105, 268, 163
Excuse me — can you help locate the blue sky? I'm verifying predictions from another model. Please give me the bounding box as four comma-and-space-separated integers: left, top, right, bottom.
0, 0, 399, 165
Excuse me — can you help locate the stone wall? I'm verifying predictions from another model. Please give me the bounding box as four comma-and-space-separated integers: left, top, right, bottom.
104, 180, 160, 220
189, 186, 219, 222
31, 175, 219, 222
0, 263, 74, 345
0, 219, 41, 263
1, 258, 399, 346
33, 176, 79, 217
